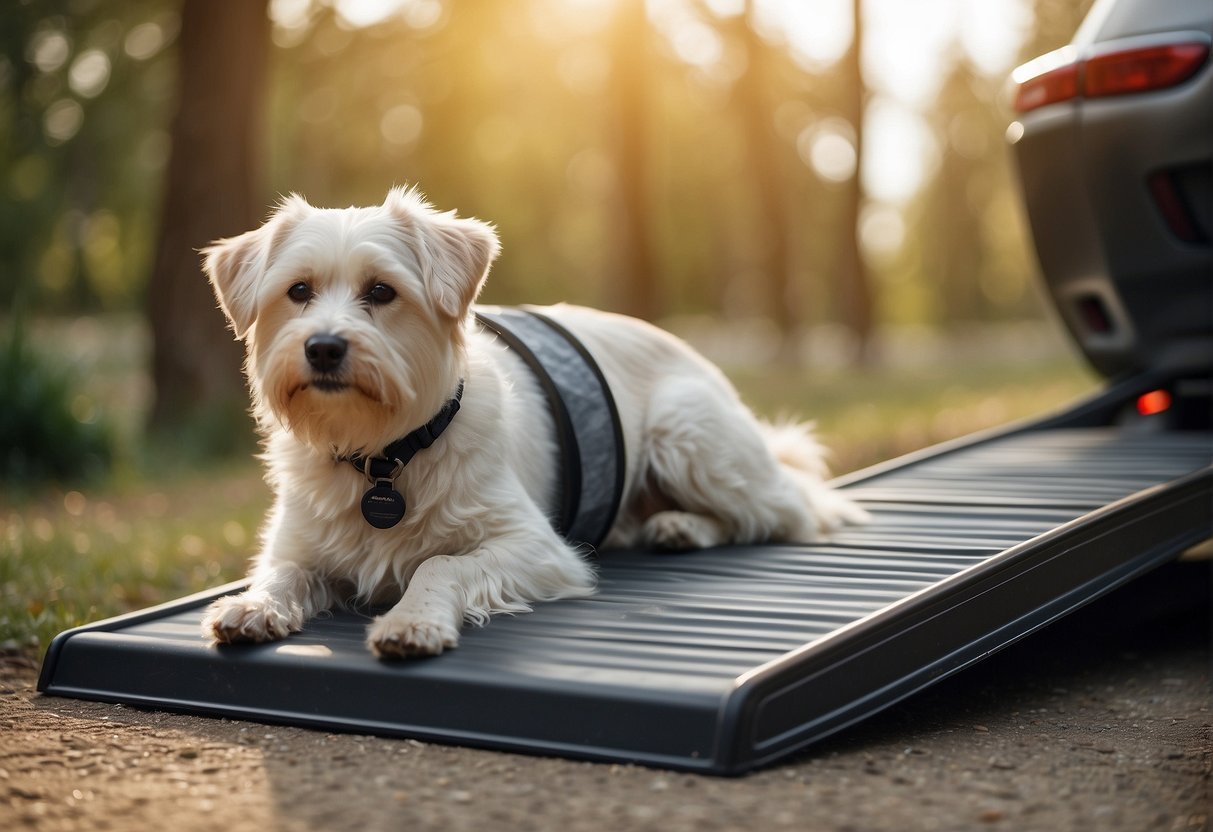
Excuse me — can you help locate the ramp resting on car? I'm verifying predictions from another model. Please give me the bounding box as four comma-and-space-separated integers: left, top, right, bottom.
37, 373, 1212, 774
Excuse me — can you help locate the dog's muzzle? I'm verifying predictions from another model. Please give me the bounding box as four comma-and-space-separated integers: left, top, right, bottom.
305, 333, 348, 373
476, 307, 625, 550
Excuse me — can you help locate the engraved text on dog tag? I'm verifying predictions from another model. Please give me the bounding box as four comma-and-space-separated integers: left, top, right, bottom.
361, 482, 406, 529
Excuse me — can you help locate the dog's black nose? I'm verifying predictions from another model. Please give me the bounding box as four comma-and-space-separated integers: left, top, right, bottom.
304, 333, 348, 372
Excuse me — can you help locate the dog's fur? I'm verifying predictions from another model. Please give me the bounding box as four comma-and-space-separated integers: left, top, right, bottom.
200, 188, 867, 658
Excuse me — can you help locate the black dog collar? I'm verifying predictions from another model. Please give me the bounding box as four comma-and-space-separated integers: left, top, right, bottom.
338, 306, 626, 547
343, 380, 464, 529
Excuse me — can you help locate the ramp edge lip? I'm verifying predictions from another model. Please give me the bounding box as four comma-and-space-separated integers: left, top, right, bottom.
742, 540, 1199, 773
36, 580, 249, 693
736, 466, 1213, 691
34, 685, 725, 774
716, 466, 1212, 772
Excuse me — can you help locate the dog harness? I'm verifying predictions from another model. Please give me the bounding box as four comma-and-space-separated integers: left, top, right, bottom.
475, 307, 626, 550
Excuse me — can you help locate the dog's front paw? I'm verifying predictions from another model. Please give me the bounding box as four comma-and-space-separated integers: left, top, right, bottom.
366, 615, 460, 659
202, 592, 301, 644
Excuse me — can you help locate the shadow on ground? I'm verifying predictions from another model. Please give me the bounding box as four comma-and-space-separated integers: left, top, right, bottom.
6, 560, 1210, 832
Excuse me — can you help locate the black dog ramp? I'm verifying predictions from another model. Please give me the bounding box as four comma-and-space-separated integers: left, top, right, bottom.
38, 386, 1212, 774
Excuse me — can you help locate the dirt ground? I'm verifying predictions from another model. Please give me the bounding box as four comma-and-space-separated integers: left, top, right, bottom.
2, 561, 1209, 832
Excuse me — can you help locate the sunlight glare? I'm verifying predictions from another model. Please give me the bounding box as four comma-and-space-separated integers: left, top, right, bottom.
961, 0, 1033, 75
859, 0, 1032, 206
532, 0, 615, 41
672, 19, 724, 67
702, 0, 744, 16
865, 0, 1033, 104
863, 0, 957, 106
756, 0, 852, 71
68, 49, 112, 99
798, 118, 858, 184
29, 30, 71, 73
863, 98, 939, 203
650, 0, 725, 69
380, 103, 423, 147
44, 99, 84, 145
334, 0, 408, 29
558, 45, 611, 95
270, 0, 312, 29
859, 202, 906, 262
123, 22, 168, 61
403, 0, 444, 29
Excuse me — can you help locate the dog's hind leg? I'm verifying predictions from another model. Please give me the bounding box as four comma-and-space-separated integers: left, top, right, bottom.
637, 376, 830, 548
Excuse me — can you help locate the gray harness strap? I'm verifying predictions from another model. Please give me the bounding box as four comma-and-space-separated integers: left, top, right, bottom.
474, 307, 626, 550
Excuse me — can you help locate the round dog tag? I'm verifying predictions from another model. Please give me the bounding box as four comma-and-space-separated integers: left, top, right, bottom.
361, 483, 406, 529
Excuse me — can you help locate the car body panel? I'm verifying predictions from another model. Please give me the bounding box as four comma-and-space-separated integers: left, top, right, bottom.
1009, 0, 1213, 377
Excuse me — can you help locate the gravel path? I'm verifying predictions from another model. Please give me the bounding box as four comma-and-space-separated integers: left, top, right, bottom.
3, 561, 1209, 832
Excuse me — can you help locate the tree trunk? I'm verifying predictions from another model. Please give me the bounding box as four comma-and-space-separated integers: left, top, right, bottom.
738, 3, 799, 360
837, 0, 876, 364
609, 0, 659, 321
146, 0, 269, 439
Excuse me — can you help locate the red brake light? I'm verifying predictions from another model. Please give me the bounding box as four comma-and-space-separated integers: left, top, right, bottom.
1013, 47, 1079, 113
1136, 389, 1172, 417
1012, 41, 1210, 114
1085, 43, 1210, 98
1014, 62, 1080, 113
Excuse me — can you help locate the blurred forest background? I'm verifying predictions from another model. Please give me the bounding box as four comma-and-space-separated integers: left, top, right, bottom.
2, 0, 1106, 649
0, 0, 1098, 470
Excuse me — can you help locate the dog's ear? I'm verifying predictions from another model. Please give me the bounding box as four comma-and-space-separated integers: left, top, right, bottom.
201, 228, 265, 339
202, 195, 310, 339
387, 188, 501, 319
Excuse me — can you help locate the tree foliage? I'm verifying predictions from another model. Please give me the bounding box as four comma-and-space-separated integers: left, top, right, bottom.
2, 0, 1096, 373
1, 0, 177, 313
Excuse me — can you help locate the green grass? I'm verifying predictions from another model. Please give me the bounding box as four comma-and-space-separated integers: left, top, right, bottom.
0, 320, 1101, 657
1, 464, 268, 653
731, 357, 1099, 475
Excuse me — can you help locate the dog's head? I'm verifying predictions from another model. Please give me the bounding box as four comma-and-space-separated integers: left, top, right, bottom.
202, 187, 499, 455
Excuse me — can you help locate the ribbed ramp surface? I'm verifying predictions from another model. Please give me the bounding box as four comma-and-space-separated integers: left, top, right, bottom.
38, 427, 1212, 774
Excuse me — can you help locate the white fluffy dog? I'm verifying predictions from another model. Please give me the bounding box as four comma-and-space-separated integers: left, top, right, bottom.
200, 188, 865, 658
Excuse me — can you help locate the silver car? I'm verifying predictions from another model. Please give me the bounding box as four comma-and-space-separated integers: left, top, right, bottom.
1008, 0, 1211, 380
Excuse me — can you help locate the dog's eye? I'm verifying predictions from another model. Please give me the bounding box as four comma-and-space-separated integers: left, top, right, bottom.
287, 282, 312, 303
366, 283, 396, 306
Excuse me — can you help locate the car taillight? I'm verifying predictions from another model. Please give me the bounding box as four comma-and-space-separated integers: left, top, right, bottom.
1012, 41, 1211, 113
1085, 43, 1210, 98
1136, 389, 1172, 417
1012, 46, 1079, 113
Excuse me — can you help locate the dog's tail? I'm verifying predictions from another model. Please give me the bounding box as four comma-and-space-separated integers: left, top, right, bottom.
756, 418, 831, 480
757, 418, 871, 531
